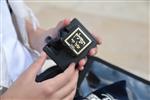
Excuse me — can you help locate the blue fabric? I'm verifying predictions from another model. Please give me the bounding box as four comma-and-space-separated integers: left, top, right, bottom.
88, 81, 128, 100
78, 57, 150, 100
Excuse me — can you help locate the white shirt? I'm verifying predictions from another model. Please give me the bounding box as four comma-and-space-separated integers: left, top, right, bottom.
0, 0, 56, 88
0, 0, 34, 87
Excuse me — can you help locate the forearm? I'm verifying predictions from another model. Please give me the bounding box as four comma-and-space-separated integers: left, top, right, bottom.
25, 19, 47, 52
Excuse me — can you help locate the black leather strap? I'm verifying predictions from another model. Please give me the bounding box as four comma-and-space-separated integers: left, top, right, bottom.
36, 66, 62, 82
6, 0, 13, 14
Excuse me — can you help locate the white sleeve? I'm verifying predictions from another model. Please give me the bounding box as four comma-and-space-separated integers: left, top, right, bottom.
8, 0, 40, 55
8, 0, 56, 75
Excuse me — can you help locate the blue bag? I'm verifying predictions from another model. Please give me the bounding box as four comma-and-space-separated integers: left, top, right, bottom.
75, 57, 150, 100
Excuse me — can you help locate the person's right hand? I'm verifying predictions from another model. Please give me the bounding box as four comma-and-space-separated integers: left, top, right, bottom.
1, 52, 79, 100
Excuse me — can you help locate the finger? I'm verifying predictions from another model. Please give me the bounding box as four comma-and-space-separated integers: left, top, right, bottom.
55, 18, 71, 31
63, 85, 77, 100
78, 57, 87, 70
78, 66, 84, 71
88, 47, 97, 56
52, 19, 71, 38
91, 32, 102, 45
43, 63, 76, 92
55, 70, 78, 99
26, 51, 47, 78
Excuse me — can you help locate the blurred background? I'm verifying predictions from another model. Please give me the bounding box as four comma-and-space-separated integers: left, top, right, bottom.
25, 0, 149, 80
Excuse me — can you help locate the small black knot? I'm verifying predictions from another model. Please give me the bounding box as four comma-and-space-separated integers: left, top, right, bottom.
45, 36, 52, 43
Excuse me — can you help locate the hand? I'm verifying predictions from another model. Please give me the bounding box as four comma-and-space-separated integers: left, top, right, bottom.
27, 18, 102, 71
1, 52, 79, 100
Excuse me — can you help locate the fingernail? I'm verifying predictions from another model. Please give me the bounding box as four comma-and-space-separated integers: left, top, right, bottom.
78, 66, 84, 71
64, 18, 70, 25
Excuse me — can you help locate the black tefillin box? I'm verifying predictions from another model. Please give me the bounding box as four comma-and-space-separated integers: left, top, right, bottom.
44, 18, 97, 70
36, 18, 97, 82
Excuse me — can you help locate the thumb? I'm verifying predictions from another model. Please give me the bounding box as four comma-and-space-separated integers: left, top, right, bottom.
26, 51, 47, 78
55, 19, 71, 31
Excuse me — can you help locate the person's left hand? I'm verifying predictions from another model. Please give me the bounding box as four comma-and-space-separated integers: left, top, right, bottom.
27, 19, 102, 71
